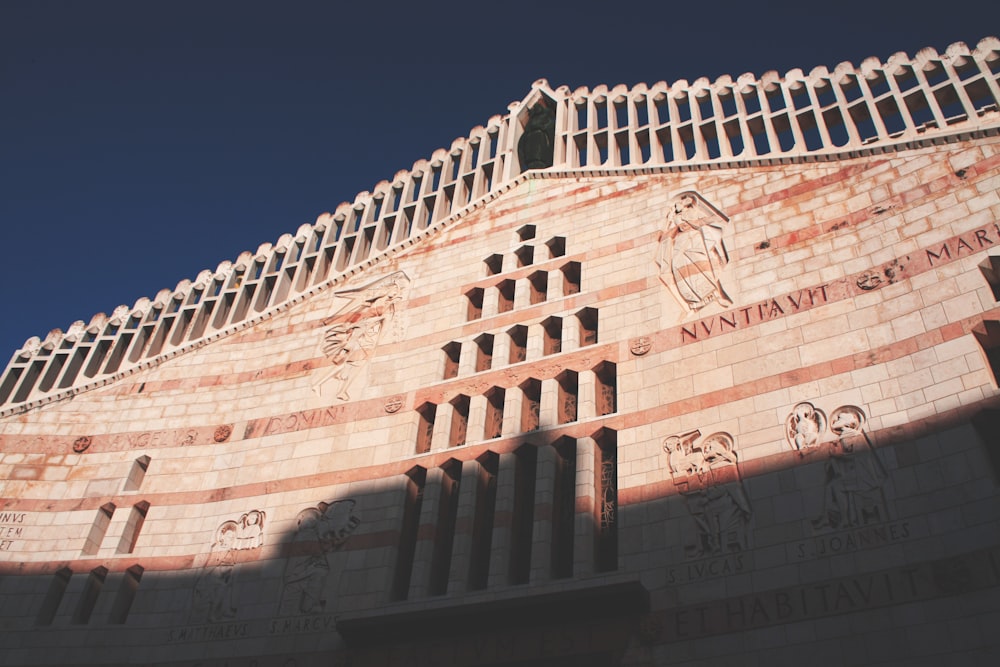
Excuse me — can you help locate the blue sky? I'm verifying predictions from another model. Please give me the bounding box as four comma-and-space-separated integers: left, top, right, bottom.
1, 0, 997, 359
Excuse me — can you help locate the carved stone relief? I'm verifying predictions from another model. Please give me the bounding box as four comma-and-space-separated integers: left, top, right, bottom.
313, 271, 410, 401
786, 402, 889, 531
629, 336, 651, 356
517, 102, 556, 171
213, 424, 233, 443
278, 499, 360, 615
786, 402, 827, 451
600, 453, 617, 532
190, 511, 266, 623
813, 406, 888, 530
656, 192, 732, 316
663, 430, 751, 558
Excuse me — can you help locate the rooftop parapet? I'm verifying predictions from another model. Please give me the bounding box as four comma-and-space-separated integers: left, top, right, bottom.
2, 38, 999, 414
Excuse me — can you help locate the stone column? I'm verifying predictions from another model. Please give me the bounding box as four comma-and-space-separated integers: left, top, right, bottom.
529, 444, 557, 585
577, 369, 597, 421
446, 459, 483, 594
487, 451, 518, 588
539, 377, 559, 429
467, 394, 488, 445
407, 467, 445, 599
430, 403, 453, 451
573, 436, 597, 577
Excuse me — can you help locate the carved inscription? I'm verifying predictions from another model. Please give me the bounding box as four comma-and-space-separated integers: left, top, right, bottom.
167, 614, 337, 643
641, 547, 1000, 645
926, 223, 1000, 266
83, 427, 205, 452
794, 521, 913, 559
246, 406, 349, 439
167, 622, 250, 643
681, 286, 830, 342
667, 554, 748, 584
0, 511, 27, 551
672, 219, 1000, 345
268, 614, 337, 636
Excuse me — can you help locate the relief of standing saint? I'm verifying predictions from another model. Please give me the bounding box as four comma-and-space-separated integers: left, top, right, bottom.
279, 499, 361, 615
812, 406, 888, 530
657, 192, 732, 313
664, 430, 751, 557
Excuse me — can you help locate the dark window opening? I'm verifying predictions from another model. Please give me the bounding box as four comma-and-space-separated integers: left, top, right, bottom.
72, 567, 107, 625
108, 565, 144, 624
449, 395, 470, 447
484, 387, 505, 440
528, 271, 548, 305
36, 568, 72, 626
520, 379, 541, 432
497, 280, 515, 314
474, 335, 494, 373
416, 403, 436, 455
466, 288, 484, 321
509, 445, 538, 584
468, 452, 498, 590
508, 325, 528, 364
594, 362, 617, 416
552, 437, 577, 579
557, 371, 578, 424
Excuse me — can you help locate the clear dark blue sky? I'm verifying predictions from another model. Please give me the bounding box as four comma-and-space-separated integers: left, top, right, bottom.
1, 1, 996, 359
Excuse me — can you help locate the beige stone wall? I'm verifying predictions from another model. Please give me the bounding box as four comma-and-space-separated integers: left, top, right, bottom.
1, 135, 1000, 665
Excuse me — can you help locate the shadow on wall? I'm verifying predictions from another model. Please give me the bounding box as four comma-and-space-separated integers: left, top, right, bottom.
1, 411, 1000, 666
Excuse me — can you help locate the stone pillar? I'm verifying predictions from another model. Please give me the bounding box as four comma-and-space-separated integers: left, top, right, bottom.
430, 403, 453, 451
577, 369, 597, 421
529, 444, 557, 584
384, 473, 418, 601
539, 377, 559, 429
526, 322, 544, 361
446, 459, 483, 594
562, 312, 581, 353
574, 436, 597, 577
457, 340, 477, 377
492, 333, 511, 371
482, 285, 499, 319
487, 451, 518, 588
407, 467, 445, 599
467, 394, 488, 445
502, 387, 523, 437
513, 277, 530, 311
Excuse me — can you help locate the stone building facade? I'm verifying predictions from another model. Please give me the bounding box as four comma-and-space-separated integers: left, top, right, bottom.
2, 38, 1000, 666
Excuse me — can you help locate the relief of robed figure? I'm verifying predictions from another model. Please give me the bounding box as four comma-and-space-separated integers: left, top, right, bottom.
812, 406, 889, 530
313, 271, 410, 401
278, 499, 361, 615
656, 192, 733, 314
664, 430, 751, 558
